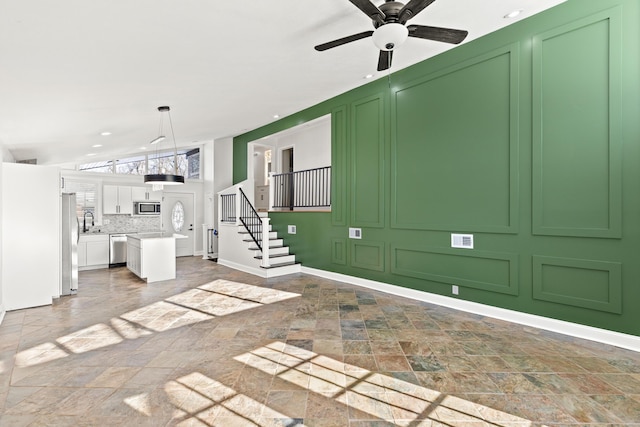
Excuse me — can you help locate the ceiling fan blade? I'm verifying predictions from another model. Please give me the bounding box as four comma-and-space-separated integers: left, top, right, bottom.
348, 0, 386, 25
377, 50, 393, 71
408, 25, 468, 44
398, 0, 437, 23
314, 31, 374, 51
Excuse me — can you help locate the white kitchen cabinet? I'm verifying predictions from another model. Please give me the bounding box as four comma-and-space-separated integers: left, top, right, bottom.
127, 233, 180, 283
103, 185, 133, 214
78, 240, 87, 267
131, 187, 162, 202
78, 234, 109, 270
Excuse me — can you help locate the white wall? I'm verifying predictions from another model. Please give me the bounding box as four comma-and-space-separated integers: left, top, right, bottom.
0, 148, 5, 322
2, 163, 60, 310
275, 117, 331, 173
214, 137, 234, 228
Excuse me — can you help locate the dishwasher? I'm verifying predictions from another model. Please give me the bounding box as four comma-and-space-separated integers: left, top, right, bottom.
109, 234, 128, 267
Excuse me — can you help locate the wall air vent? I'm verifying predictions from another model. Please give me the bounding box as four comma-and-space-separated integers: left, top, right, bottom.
451, 233, 473, 249
349, 228, 362, 239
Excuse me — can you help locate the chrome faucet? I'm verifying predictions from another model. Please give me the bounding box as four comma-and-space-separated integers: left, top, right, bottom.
83, 211, 95, 233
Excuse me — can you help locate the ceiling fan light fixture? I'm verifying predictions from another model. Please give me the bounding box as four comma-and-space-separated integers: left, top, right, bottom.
372, 23, 408, 51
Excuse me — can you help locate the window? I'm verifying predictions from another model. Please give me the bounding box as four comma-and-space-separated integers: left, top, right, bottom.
148, 148, 200, 179
115, 155, 146, 175
64, 180, 98, 222
78, 147, 201, 179
79, 160, 114, 173
186, 148, 200, 179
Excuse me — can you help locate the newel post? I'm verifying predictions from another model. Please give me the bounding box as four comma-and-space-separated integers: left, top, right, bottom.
261, 216, 270, 268
235, 185, 242, 227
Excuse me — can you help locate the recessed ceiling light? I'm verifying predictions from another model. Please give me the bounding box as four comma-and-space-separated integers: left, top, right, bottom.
273, 114, 280, 119
140, 146, 147, 150
504, 9, 523, 19
87, 153, 96, 156
92, 144, 102, 148
100, 132, 112, 136
364, 74, 374, 79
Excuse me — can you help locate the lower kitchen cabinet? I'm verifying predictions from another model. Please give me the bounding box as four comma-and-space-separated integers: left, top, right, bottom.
78, 234, 109, 270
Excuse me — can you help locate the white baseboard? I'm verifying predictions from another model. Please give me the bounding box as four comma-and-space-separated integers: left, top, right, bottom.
302, 266, 640, 353
218, 258, 267, 278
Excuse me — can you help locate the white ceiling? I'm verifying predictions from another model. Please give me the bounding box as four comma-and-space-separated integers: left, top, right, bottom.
0, 0, 565, 166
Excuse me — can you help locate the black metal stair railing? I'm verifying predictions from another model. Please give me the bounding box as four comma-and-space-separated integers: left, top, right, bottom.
238, 188, 263, 251
272, 166, 331, 210
220, 193, 236, 223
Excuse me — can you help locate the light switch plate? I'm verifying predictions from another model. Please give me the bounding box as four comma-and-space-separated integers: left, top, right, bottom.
288, 225, 296, 234
349, 228, 362, 239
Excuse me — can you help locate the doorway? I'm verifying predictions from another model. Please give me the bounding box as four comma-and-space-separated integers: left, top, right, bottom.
162, 192, 195, 257
281, 147, 294, 209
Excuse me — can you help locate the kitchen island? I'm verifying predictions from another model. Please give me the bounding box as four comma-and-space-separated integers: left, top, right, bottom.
126, 232, 187, 283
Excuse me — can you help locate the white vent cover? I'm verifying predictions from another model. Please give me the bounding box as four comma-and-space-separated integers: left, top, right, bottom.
349, 228, 362, 239
451, 233, 473, 249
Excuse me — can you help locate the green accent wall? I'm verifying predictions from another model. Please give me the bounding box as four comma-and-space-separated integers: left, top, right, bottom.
234, 0, 640, 336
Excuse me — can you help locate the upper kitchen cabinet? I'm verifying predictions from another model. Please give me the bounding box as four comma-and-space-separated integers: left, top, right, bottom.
103, 185, 133, 214
131, 186, 162, 202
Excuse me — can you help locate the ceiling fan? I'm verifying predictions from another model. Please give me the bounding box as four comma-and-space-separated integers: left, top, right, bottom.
315, 0, 469, 71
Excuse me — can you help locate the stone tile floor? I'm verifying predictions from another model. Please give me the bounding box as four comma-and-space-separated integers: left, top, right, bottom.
1, 257, 639, 426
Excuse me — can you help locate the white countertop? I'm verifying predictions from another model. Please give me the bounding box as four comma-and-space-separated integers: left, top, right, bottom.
127, 232, 187, 240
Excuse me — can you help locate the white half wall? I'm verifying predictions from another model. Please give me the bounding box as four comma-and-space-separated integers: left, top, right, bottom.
2, 163, 60, 310
0, 147, 5, 322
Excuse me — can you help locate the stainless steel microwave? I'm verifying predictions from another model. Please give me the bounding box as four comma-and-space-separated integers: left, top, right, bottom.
134, 202, 161, 215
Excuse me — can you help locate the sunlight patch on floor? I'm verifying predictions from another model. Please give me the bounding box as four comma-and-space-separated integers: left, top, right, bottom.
234, 341, 540, 426
14, 280, 301, 368
164, 372, 290, 426
124, 392, 152, 417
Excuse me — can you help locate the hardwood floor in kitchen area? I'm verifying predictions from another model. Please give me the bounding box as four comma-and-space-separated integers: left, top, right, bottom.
1, 256, 639, 426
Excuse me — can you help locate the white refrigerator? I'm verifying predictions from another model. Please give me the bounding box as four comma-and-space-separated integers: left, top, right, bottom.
61, 193, 79, 295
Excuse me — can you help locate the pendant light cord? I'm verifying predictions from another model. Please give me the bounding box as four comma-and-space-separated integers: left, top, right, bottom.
166, 110, 178, 175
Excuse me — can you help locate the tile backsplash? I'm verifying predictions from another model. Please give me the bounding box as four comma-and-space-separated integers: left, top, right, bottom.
85, 214, 162, 234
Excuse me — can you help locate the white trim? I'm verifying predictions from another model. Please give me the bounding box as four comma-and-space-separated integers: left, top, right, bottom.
301, 266, 640, 353
218, 258, 267, 278
0, 304, 5, 326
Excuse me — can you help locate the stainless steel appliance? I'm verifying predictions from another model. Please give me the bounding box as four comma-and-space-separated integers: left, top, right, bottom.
134, 201, 161, 215
109, 234, 128, 267
61, 193, 79, 295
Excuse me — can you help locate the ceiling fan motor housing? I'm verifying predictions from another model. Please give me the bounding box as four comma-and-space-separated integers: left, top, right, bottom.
374, 1, 405, 27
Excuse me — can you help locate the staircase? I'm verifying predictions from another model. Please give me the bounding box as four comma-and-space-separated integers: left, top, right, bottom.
217, 184, 301, 278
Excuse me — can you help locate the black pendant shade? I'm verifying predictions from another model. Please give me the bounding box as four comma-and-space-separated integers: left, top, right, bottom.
143, 173, 185, 185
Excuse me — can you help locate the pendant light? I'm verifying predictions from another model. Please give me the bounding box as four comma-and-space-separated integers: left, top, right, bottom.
144, 105, 185, 188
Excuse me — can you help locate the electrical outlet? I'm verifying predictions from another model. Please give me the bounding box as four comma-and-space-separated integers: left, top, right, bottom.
288, 225, 296, 234
452, 285, 459, 295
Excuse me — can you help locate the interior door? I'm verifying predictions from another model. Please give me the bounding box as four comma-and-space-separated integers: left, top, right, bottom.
162, 192, 195, 257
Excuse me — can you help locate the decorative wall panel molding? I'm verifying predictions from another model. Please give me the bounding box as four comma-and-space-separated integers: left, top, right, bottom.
331, 238, 347, 265
532, 8, 622, 238
350, 240, 385, 272
331, 106, 348, 226
391, 244, 518, 295
532, 255, 622, 314
391, 44, 519, 234
350, 93, 385, 228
